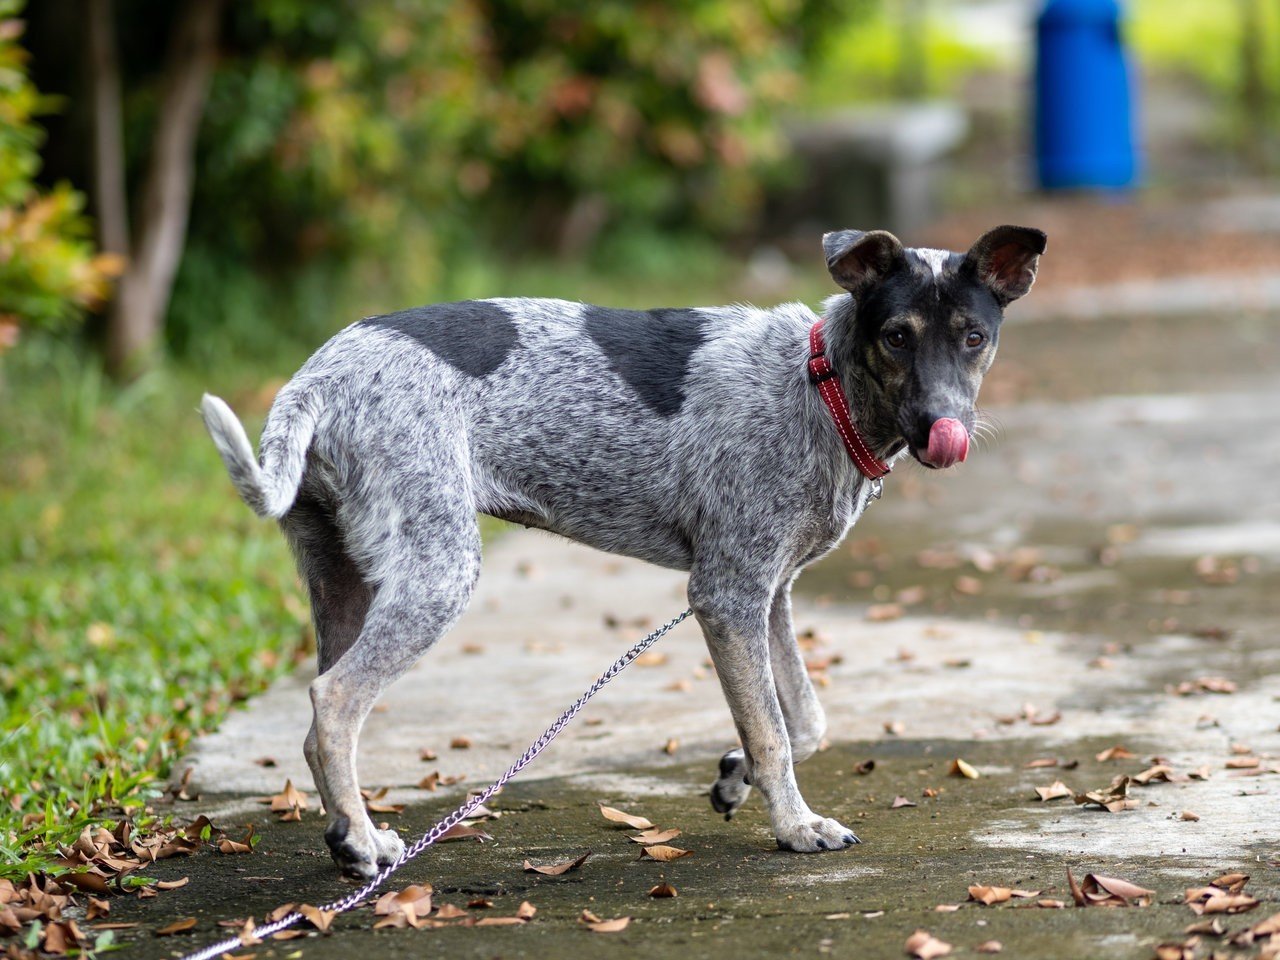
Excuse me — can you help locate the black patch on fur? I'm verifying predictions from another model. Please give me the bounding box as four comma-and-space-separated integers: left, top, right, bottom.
583, 306, 710, 416
362, 301, 518, 377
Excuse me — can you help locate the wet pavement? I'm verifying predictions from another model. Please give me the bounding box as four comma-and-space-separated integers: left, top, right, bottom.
124, 302, 1278, 959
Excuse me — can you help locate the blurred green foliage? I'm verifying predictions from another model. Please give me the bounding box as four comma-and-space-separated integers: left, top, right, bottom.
157, 0, 857, 358
0, 0, 115, 336
1130, 0, 1278, 99
803, 2, 995, 107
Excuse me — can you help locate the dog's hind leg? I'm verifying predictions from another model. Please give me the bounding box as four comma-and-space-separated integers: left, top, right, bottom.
308, 467, 481, 880
281, 490, 376, 819
711, 581, 827, 820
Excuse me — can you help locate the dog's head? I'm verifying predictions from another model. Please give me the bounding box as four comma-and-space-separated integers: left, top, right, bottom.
822, 225, 1046, 469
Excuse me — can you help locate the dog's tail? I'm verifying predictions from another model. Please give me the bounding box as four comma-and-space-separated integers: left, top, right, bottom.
200, 383, 321, 520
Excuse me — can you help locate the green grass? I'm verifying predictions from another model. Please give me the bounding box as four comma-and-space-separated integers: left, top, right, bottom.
0, 337, 311, 879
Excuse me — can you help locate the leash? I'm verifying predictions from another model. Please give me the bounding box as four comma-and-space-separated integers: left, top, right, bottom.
176, 607, 694, 960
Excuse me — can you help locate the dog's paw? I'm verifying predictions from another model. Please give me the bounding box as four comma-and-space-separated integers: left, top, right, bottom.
373, 825, 405, 867
775, 815, 860, 853
710, 748, 752, 820
324, 815, 381, 881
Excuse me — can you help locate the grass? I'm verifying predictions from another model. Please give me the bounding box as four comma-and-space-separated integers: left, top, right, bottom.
0, 337, 311, 880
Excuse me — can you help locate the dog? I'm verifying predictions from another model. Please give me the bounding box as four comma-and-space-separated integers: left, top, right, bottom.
202, 225, 1046, 879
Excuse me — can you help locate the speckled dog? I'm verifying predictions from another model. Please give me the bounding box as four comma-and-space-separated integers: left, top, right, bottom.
202, 225, 1046, 879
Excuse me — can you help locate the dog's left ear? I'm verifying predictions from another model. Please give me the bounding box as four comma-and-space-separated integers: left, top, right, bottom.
824, 229, 906, 295
962, 225, 1047, 306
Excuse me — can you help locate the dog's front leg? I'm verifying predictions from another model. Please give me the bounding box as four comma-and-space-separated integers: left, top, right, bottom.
711, 581, 829, 820
690, 572, 857, 852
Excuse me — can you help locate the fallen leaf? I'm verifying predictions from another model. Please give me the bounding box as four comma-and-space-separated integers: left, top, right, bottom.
1184, 917, 1226, 936
866, 603, 904, 622
475, 915, 527, 926
640, 844, 693, 862
580, 910, 630, 933
884, 720, 906, 736
438, 823, 491, 843
451, 737, 472, 750
629, 828, 681, 845
298, 904, 335, 932
853, 760, 876, 775
891, 796, 917, 809
1074, 777, 1139, 812
976, 942, 1003, 954
1035, 781, 1073, 802
949, 758, 979, 780
1024, 758, 1059, 768
968, 886, 1012, 906
635, 652, 668, 667
1180, 810, 1200, 822
905, 928, 952, 958
934, 904, 961, 913
662, 738, 679, 755
523, 852, 591, 876
419, 748, 438, 761
516, 901, 537, 919
418, 772, 440, 791
1226, 757, 1260, 769
1095, 746, 1136, 762
1081, 874, 1155, 906
434, 903, 468, 920
155, 917, 198, 936
599, 804, 653, 831
649, 883, 678, 898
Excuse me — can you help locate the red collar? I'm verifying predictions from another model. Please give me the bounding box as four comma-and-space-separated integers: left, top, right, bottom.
808, 319, 891, 481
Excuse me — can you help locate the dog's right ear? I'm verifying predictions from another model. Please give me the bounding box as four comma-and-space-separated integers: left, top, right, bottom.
823, 229, 906, 295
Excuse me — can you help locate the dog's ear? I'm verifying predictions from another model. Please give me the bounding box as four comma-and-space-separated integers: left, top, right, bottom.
823, 229, 906, 295
962, 225, 1047, 306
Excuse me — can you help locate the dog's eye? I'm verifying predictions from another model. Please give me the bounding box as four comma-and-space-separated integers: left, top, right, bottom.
884, 331, 907, 349
965, 331, 986, 348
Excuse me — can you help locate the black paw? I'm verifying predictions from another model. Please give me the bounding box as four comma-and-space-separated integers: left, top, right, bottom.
324, 815, 376, 880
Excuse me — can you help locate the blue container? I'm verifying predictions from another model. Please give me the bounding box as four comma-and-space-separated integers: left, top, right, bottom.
1035, 0, 1139, 189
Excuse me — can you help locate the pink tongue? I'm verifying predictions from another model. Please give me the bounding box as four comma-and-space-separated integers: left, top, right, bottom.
924, 418, 969, 468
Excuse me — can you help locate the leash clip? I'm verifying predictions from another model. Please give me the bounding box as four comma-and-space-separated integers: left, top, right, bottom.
867, 477, 884, 503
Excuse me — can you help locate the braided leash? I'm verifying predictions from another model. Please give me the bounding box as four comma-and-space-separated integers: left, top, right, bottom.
177, 607, 694, 960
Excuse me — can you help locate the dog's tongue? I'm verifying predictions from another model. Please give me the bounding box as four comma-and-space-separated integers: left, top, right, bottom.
923, 418, 969, 468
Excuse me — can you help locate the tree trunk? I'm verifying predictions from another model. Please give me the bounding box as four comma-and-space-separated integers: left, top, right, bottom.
102, 0, 223, 377
87, 0, 129, 260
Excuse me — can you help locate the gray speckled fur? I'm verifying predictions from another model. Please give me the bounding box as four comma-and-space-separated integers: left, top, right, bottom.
201, 225, 1045, 878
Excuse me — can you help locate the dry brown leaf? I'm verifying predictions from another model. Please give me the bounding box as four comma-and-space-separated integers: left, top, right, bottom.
976, 942, 1003, 954
1074, 777, 1139, 812
598, 804, 654, 830
434, 903, 468, 920
523, 852, 591, 876
438, 823, 491, 843
1025, 757, 1059, 768
866, 603, 904, 622
853, 759, 876, 775
933, 904, 961, 913
298, 903, 335, 932
1035, 780, 1073, 802
451, 736, 472, 749
516, 901, 537, 920
1226, 756, 1260, 769
891, 796, 917, 809
1154, 942, 1195, 960
580, 910, 631, 933
649, 883, 678, 898
640, 844, 693, 862
968, 886, 1012, 906
1184, 917, 1227, 936
629, 828, 681, 845
1213, 873, 1249, 893
1180, 810, 1200, 822
1081, 874, 1155, 906
155, 917, 198, 936
884, 720, 905, 736
475, 916, 527, 926
373, 884, 433, 929
1193, 894, 1260, 915
905, 929, 952, 958
949, 758, 979, 780
1095, 746, 1136, 762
